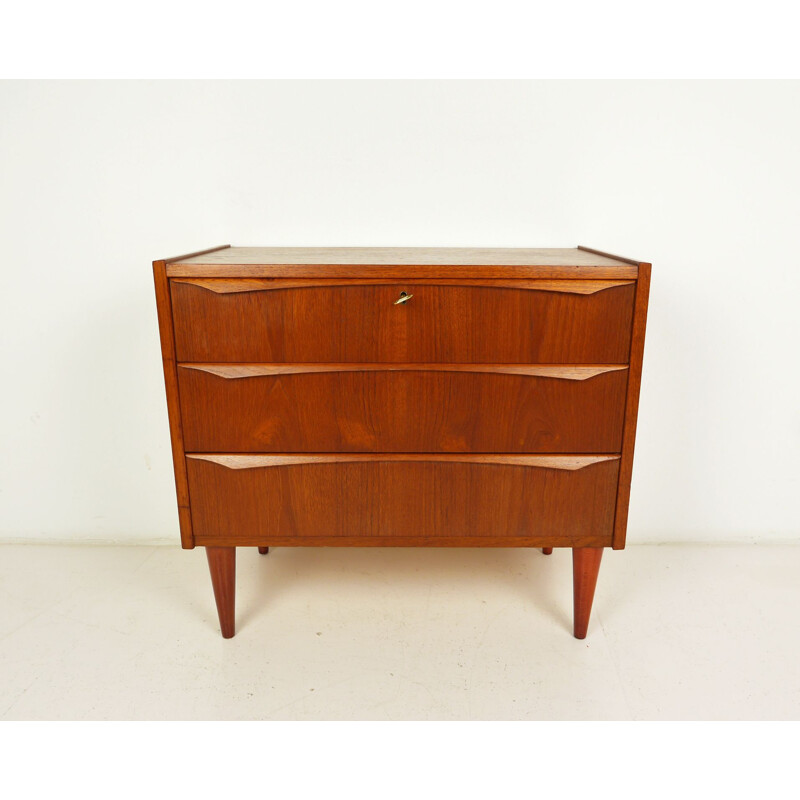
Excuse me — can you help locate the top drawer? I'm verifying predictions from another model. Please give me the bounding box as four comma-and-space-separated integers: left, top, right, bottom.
171, 278, 635, 363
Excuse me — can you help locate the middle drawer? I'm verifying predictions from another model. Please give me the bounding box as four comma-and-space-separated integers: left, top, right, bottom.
178, 364, 628, 453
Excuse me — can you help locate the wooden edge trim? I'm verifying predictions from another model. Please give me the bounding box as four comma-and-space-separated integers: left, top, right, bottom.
166, 265, 640, 279
171, 277, 634, 295
612, 262, 651, 549
153, 260, 195, 549
577, 245, 643, 267
178, 364, 629, 381
161, 244, 231, 265
187, 454, 620, 471
194, 535, 612, 548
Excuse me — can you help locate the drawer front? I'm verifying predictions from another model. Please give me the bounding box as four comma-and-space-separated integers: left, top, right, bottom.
178, 364, 628, 453
186, 454, 620, 546
171, 279, 635, 363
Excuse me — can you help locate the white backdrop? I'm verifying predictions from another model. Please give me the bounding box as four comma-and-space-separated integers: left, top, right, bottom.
1, 80, 798, 544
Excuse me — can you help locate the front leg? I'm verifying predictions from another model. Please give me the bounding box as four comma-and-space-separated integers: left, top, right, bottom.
206, 547, 236, 638
572, 547, 603, 639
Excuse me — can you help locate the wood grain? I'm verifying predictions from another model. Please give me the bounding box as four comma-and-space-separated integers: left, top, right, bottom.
177, 367, 628, 453
170, 280, 636, 363
612, 262, 651, 549
152, 260, 194, 549
186, 457, 620, 546
169, 246, 635, 267
173, 278, 633, 295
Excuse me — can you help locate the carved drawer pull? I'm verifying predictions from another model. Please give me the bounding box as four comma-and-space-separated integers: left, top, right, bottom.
187, 454, 620, 471
179, 363, 628, 381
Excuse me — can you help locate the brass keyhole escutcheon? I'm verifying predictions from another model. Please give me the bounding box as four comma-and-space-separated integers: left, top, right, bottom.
394, 291, 413, 305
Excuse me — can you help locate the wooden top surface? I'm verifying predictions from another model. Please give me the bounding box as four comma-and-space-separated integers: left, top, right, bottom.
169, 246, 634, 267
161, 246, 644, 278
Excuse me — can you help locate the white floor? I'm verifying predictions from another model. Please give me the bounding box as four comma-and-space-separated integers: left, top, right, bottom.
0, 543, 797, 720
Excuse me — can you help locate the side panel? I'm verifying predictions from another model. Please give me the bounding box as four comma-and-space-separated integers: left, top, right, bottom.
612, 263, 651, 549
153, 261, 194, 548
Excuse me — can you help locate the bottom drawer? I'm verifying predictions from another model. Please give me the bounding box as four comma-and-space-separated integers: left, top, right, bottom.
186, 454, 620, 547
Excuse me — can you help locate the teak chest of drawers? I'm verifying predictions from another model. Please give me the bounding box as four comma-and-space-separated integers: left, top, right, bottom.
153, 246, 650, 639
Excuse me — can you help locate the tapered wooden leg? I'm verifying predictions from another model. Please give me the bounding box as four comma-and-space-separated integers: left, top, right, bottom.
206, 547, 236, 638
542, 547, 553, 555
572, 547, 603, 639
258, 546, 269, 555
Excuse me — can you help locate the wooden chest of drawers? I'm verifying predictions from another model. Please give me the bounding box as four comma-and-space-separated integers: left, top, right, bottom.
154, 246, 650, 639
